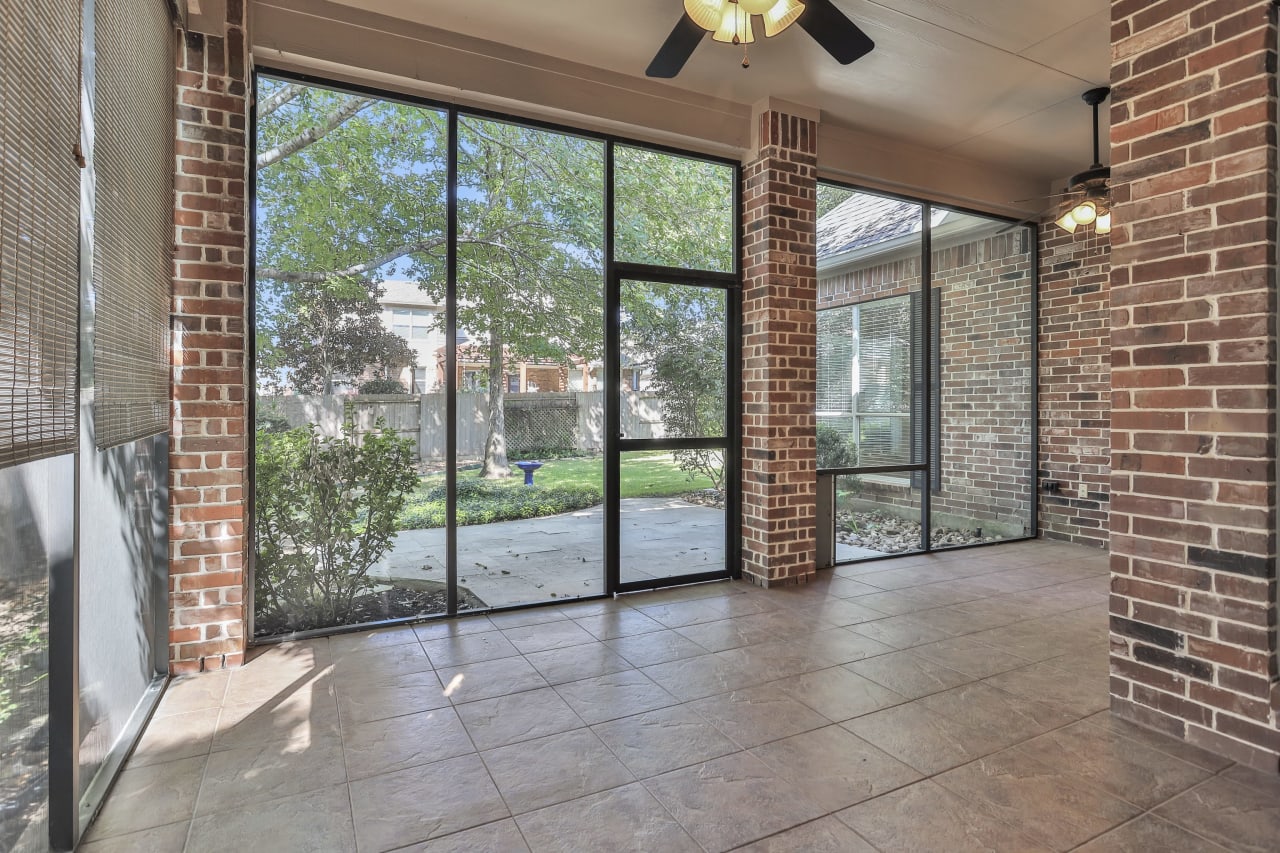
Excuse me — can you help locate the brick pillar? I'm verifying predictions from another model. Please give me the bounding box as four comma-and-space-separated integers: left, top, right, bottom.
1109, 1, 1279, 770
740, 102, 819, 587
169, 1, 250, 674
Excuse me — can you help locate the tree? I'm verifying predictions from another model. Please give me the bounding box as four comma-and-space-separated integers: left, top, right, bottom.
259, 280, 416, 395
254, 77, 734, 477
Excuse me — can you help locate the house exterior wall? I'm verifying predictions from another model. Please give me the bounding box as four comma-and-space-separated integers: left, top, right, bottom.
1108, 0, 1280, 771
819, 231, 1036, 539
169, 2, 251, 674
1039, 227, 1112, 548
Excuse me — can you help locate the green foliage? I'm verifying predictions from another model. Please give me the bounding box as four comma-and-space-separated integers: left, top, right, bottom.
397, 479, 602, 529
0, 616, 46, 728
254, 421, 418, 633
817, 423, 859, 470
359, 378, 409, 395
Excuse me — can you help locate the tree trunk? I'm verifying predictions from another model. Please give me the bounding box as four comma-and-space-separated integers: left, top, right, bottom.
480, 329, 510, 478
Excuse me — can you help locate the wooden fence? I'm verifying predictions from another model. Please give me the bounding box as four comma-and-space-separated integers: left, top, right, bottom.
259, 391, 665, 460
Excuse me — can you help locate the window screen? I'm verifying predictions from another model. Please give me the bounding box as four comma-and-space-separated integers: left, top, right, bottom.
0, 0, 82, 469
92, 0, 174, 448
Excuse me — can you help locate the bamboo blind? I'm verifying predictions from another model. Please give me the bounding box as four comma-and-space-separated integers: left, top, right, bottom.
92, 0, 174, 448
0, 0, 82, 469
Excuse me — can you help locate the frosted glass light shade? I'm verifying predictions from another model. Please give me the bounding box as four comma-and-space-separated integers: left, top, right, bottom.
712, 4, 755, 42
1095, 211, 1112, 235
1070, 200, 1097, 225
739, 0, 777, 13
762, 0, 805, 37
1055, 209, 1079, 234
684, 0, 726, 31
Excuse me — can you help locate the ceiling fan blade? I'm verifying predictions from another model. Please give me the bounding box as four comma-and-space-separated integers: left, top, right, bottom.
797, 0, 875, 65
646, 14, 706, 78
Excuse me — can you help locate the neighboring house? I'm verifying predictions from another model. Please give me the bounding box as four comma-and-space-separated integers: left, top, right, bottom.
377, 281, 604, 393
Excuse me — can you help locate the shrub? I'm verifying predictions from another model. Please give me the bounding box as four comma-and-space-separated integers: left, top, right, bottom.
816, 423, 859, 470
255, 421, 418, 633
398, 479, 602, 529
358, 378, 409, 395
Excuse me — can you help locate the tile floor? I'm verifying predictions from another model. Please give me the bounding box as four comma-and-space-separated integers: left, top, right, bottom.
82, 540, 1280, 852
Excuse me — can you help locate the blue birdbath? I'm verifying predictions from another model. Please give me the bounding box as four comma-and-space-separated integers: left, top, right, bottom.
514, 460, 543, 485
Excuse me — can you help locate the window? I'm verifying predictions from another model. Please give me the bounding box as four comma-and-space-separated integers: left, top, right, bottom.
414, 367, 429, 393
390, 307, 437, 342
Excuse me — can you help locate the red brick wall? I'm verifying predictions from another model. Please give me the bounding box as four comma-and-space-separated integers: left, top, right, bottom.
741, 110, 819, 586
1109, 0, 1279, 771
1039, 227, 1111, 548
169, 4, 250, 674
819, 232, 1035, 538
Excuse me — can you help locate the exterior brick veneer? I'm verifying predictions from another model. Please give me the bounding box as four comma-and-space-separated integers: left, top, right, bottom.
169, 2, 251, 674
741, 109, 820, 586
1039, 227, 1111, 548
1109, 0, 1279, 770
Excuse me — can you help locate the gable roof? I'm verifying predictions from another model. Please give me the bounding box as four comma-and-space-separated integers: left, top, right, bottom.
817, 192, 929, 260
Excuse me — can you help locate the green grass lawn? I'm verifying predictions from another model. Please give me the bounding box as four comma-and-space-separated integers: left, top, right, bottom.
433, 451, 715, 498
396, 452, 718, 531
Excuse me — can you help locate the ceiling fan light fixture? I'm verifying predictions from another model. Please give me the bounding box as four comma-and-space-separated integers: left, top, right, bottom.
738, 0, 778, 13
711, 3, 755, 43
683, 0, 725, 31
1055, 208, 1079, 234
1070, 200, 1098, 225
762, 0, 806, 37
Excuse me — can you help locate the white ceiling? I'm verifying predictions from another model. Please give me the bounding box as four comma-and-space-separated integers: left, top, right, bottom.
316, 0, 1112, 185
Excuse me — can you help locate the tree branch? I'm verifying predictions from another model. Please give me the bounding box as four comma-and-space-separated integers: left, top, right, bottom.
257, 96, 374, 169
258, 83, 304, 117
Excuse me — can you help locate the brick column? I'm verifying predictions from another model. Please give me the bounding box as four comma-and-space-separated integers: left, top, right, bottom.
1109, 0, 1279, 770
170, 1, 250, 674
740, 102, 819, 587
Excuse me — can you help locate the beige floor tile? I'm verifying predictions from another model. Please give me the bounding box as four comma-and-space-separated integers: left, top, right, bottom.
343, 706, 474, 780
837, 779, 1053, 853
196, 732, 347, 816
733, 816, 877, 852
420, 629, 519, 668
918, 682, 1076, 741
1155, 773, 1280, 853
591, 703, 740, 778
555, 669, 679, 724
844, 649, 974, 699
435, 656, 548, 704
394, 819, 530, 852
481, 728, 634, 814
84, 755, 205, 840
327, 625, 422, 656
1012, 718, 1212, 809
850, 614, 955, 649
515, 782, 700, 853
501, 617, 596, 650
1074, 815, 1230, 853
604, 629, 709, 667
128, 708, 218, 768
412, 614, 498, 642
841, 701, 1013, 774
335, 669, 448, 727
749, 725, 921, 811
638, 594, 773, 629
186, 782, 356, 853
78, 820, 190, 853
804, 597, 888, 627
330, 642, 434, 687
690, 685, 831, 748
485, 607, 570, 630
523, 642, 632, 684
642, 751, 827, 852
213, 687, 341, 752
911, 636, 1033, 678
639, 652, 763, 701
350, 753, 509, 851
935, 749, 1140, 850
153, 672, 228, 717
456, 686, 585, 750
572, 609, 664, 640
1081, 713, 1233, 772
769, 665, 905, 721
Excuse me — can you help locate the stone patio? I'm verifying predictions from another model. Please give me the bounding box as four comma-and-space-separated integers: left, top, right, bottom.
85, 539, 1280, 852
372, 497, 728, 607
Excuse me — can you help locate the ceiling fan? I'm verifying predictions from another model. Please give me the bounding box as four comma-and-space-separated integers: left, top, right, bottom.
1022, 86, 1113, 236
647, 0, 875, 78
